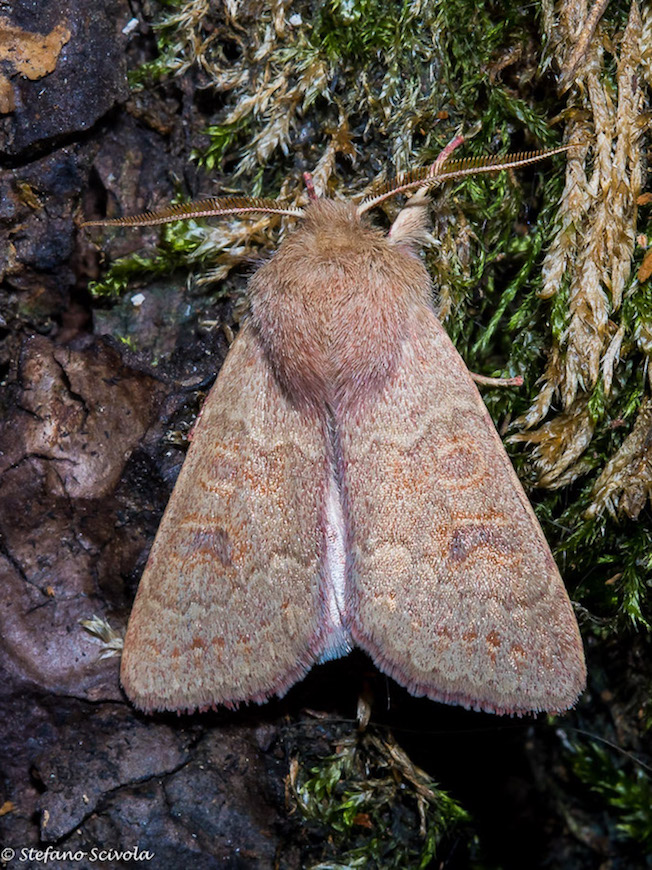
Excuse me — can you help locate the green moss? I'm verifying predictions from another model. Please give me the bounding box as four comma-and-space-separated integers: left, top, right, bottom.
88, 252, 170, 299
117, 334, 138, 351
623, 277, 652, 345
536, 486, 652, 632
291, 726, 469, 869
549, 279, 571, 342
312, 0, 403, 61
197, 119, 251, 171
88, 215, 219, 299
569, 737, 652, 851
588, 378, 606, 425
128, 0, 204, 87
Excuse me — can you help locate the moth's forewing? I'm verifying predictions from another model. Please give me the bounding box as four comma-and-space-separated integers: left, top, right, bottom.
121, 323, 332, 712
340, 310, 586, 715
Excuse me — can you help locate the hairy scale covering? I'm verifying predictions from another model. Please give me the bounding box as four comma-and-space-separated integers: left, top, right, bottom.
339, 308, 586, 715
121, 323, 331, 712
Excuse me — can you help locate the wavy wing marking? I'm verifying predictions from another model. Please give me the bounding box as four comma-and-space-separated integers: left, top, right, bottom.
339, 310, 586, 715
121, 323, 332, 712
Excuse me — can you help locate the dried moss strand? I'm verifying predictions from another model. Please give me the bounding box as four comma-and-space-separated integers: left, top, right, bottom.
517, 1, 646, 492
558, 0, 611, 92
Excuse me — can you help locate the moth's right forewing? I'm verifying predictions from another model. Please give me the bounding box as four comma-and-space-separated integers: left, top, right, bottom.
121, 323, 331, 712
339, 309, 586, 715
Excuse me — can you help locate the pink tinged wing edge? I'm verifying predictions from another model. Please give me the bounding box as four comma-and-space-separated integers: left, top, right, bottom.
337, 309, 586, 716
120, 323, 348, 712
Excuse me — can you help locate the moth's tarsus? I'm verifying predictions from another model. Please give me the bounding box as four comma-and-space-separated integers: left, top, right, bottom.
303, 172, 318, 202
471, 373, 524, 388
427, 132, 466, 174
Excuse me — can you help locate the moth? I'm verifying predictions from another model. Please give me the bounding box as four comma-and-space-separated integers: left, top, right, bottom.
84, 146, 586, 716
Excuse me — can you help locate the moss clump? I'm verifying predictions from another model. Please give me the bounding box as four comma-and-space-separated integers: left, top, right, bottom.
289, 723, 469, 869
569, 735, 652, 853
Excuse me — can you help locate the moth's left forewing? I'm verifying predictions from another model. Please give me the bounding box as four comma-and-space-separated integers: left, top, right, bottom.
339, 309, 586, 715
120, 323, 333, 712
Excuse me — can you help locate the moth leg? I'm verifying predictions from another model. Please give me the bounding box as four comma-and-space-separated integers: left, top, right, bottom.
470, 373, 524, 388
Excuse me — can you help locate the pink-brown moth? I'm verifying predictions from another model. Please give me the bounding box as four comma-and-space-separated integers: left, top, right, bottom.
85, 146, 586, 716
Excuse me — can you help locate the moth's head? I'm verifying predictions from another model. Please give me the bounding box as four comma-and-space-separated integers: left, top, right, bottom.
81, 146, 573, 245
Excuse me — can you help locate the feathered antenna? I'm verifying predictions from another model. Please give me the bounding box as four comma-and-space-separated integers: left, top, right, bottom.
81, 145, 574, 229
81, 196, 304, 228
357, 145, 574, 215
